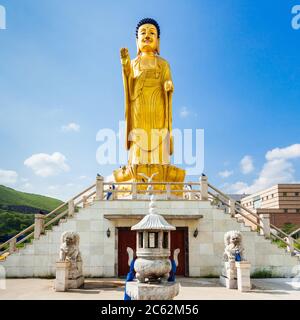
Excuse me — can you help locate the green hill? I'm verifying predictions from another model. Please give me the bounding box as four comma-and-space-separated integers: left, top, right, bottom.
0, 185, 62, 212
0, 185, 63, 243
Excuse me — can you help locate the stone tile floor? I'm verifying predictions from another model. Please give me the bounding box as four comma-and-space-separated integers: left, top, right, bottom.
1, 277, 300, 300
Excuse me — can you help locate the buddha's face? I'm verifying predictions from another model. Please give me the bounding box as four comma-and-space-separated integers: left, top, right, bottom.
137, 23, 159, 54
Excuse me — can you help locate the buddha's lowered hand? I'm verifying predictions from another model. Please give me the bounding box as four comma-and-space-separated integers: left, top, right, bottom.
164, 80, 174, 92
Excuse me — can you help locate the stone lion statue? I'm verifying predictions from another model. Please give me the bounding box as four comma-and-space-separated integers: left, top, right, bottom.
223, 230, 244, 262
59, 231, 82, 278
59, 231, 81, 262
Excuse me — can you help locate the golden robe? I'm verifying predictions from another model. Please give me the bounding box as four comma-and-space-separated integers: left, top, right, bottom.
122, 55, 173, 165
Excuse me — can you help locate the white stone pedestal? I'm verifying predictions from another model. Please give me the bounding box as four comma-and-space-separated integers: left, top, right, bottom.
55, 261, 84, 291
68, 260, 84, 289
126, 281, 180, 300
220, 261, 237, 289
55, 261, 70, 292
68, 276, 84, 289
236, 261, 251, 292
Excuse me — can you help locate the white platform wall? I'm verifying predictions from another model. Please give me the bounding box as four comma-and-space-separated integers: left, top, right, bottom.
1, 200, 299, 278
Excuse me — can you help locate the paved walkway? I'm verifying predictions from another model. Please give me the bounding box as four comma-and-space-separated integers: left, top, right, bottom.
1, 277, 300, 300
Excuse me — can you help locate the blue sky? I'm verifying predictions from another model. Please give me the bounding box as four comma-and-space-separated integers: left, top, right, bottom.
0, 0, 300, 200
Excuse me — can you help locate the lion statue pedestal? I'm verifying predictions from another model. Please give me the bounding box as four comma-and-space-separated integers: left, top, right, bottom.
219, 230, 250, 290
55, 231, 84, 291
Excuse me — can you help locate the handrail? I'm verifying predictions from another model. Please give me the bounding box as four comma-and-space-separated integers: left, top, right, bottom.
208, 191, 230, 207
235, 202, 260, 219
270, 232, 290, 247
208, 183, 231, 201
103, 182, 200, 186
0, 182, 96, 252
44, 209, 69, 228
70, 183, 96, 201
289, 227, 300, 237
0, 231, 35, 255
208, 182, 299, 253
208, 191, 261, 228
270, 224, 300, 247
0, 224, 35, 250
45, 202, 68, 218
107, 189, 200, 194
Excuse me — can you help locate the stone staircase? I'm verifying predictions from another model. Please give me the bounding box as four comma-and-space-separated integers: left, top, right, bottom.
1, 177, 299, 278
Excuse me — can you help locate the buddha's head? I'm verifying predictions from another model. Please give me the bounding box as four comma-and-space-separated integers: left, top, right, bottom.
136, 18, 160, 55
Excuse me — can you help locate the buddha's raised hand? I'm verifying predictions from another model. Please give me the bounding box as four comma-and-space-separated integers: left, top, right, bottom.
120, 48, 130, 63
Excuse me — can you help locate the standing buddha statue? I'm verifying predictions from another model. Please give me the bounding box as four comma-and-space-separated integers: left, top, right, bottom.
114, 18, 185, 193
120, 18, 173, 165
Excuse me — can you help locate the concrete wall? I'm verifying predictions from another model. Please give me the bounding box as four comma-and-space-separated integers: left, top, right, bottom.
1, 200, 299, 278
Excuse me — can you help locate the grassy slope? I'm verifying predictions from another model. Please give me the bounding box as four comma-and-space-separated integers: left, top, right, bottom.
0, 185, 63, 211
0, 185, 63, 241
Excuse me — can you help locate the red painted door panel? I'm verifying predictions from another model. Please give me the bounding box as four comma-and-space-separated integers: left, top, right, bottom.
170, 229, 186, 276
118, 228, 136, 276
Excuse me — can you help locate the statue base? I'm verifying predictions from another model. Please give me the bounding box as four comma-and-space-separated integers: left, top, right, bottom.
113, 164, 186, 198
126, 280, 179, 300
219, 275, 237, 289
68, 276, 84, 289
220, 261, 237, 289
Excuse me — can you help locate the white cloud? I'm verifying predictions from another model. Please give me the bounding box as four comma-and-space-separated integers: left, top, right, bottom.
179, 107, 190, 118
246, 159, 294, 193
218, 170, 233, 178
24, 152, 70, 177
61, 122, 80, 132
224, 144, 300, 194
0, 169, 18, 185
266, 144, 300, 161
240, 155, 254, 174
222, 181, 249, 194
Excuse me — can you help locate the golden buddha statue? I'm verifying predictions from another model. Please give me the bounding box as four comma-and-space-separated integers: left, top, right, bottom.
114, 18, 185, 194
120, 18, 173, 165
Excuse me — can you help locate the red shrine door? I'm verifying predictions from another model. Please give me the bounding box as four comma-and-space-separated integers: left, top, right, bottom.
117, 227, 188, 277
118, 228, 136, 277
170, 227, 188, 276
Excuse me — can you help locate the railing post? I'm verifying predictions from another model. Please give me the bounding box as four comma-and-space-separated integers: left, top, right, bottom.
95, 175, 104, 200
285, 236, 295, 255
200, 175, 208, 201
9, 238, 17, 254
82, 196, 88, 208
229, 198, 236, 217
259, 213, 271, 238
132, 182, 137, 200
166, 183, 171, 200
68, 200, 75, 217
34, 213, 46, 240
